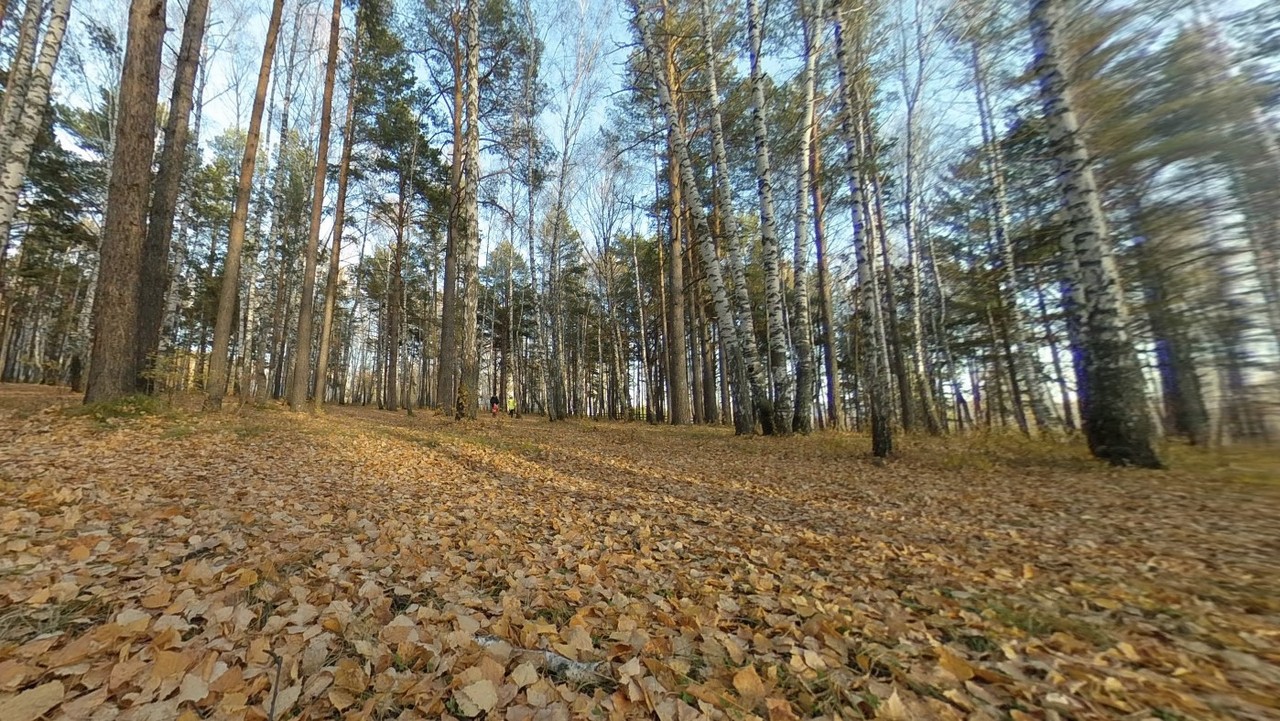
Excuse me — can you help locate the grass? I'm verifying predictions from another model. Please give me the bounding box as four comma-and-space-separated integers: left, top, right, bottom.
983, 602, 1113, 647
0, 596, 113, 644
65, 394, 166, 423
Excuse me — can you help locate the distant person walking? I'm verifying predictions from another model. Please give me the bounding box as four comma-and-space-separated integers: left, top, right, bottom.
490, 394, 501, 417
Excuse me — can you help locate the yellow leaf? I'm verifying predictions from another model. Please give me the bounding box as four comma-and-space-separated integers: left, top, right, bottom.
0, 680, 64, 721
454, 678, 498, 717
937, 646, 974, 682
766, 697, 800, 721
334, 658, 369, 694
732, 665, 766, 703
69, 544, 91, 562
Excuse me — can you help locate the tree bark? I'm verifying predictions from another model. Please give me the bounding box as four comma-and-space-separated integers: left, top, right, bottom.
137, 0, 210, 390
316, 18, 360, 410
204, 0, 285, 409
747, 0, 793, 434
835, 4, 892, 456
1030, 0, 1160, 467
632, 0, 753, 435
456, 0, 481, 419
791, 0, 823, 434
85, 0, 159, 403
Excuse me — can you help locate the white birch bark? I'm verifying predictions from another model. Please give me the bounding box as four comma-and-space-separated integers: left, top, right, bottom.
1030, 0, 1159, 467
695, 0, 770, 432
746, 0, 793, 434
456, 0, 481, 419
791, 0, 823, 434
0, 0, 71, 255
0, 0, 43, 164
834, 4, 892, 457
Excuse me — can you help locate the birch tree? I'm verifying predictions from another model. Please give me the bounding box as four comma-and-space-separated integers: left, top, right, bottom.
747, 0, 793, 434
834, 2, 892, 456
1029, 0, 1159, 467
695, 0, 771, 433
455, 0, 481, 418
0, 0, 72, 284
792, 0, 824, 433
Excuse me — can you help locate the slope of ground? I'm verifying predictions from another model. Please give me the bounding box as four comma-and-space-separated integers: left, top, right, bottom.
1, 384, 1277, 721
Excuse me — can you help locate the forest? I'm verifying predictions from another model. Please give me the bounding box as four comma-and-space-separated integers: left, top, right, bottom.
0, 0, 1278, 718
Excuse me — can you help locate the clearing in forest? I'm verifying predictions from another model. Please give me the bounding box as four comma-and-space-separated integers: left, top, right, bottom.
1, 385, 1278, 721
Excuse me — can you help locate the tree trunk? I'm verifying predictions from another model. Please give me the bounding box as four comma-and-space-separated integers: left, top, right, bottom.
456, 0, 481, 420
665, 141, 690, 424
695, 0, 770, 432
316, 15, 360, 410
791, 0, 823, 434
288, 0, 341, 409
85, 0, 159, 404
137, 0, 209, 390
436, 13, 465, 412
971, 41, 1056, 435
747, 0, 793, 434
205, 0, 284, 409
811, 140, 843, 430
835, 5, 892, 456
1030, 0, 1160, 467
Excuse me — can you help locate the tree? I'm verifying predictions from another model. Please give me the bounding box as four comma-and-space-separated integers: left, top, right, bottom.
204, 0, 286, 410
288, 0, 342, 410
137, 0, 211, 390
834, 2, 892, 457
85, 0, 162, 404
1028, 0, 1160, 467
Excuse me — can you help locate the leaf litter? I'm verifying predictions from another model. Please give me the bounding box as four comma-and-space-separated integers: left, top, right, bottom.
1, 389, 1278, 720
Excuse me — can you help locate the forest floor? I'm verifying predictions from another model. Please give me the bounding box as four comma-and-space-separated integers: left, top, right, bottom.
1, 383, 1278, 721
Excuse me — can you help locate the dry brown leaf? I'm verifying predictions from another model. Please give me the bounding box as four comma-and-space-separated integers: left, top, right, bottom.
732, 665, 766, 703
0, 680, 64, 721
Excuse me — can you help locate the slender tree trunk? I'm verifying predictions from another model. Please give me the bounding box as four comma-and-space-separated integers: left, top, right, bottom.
971, 41, 1055, 435
316, 19, 360, 410
205, 0, 285, 409
835, 5, 892, 456
437, 18, 464, 411
665, 142, 690, 424
0, 0, 42, 165
791, 0, 823, 433
747, 0, 793, 434
85, 0, 159, 403
456, 0, 481, 419
1030, 0, 1159, 467
811, 142, 843, 430
137, 0, 209, 390
289, 0, 342, 409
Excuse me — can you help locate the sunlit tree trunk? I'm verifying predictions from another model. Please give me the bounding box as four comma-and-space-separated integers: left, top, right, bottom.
0, 0, 70, 290
1030, 0, 1159, 467
289, 0, 342, 410
835, 4, 892, 456
137, 0, 209, 390
205, 0, 285, 409
810, 140, 843, 430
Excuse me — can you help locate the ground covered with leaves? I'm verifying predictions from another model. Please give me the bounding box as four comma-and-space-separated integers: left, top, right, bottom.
1, 384, 1278, 721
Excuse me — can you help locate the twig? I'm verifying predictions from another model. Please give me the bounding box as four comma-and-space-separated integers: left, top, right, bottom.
267, 650, 283, 721
476, 634, 613, 686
